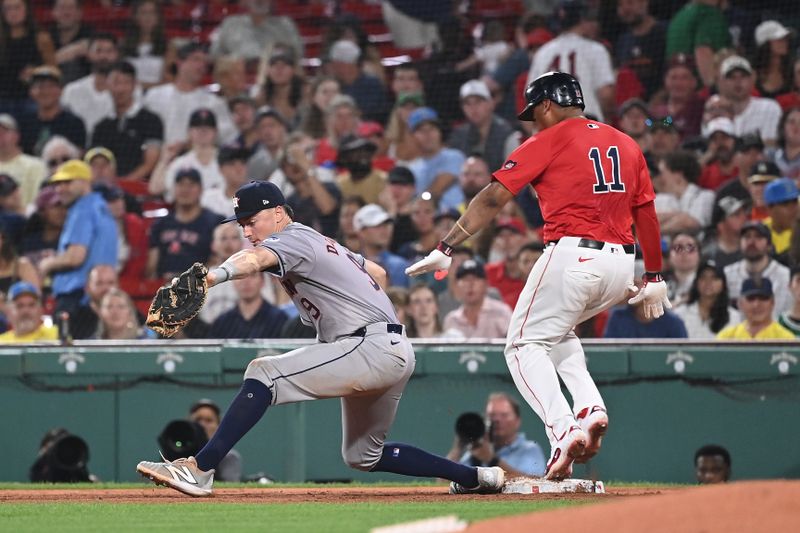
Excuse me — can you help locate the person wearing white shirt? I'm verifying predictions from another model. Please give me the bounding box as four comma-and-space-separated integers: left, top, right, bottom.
655, 150, 715, 235
527, 4, 615, 122
717, 55, 782, 146
143, 42, 236, 147
673, 261, 741, 339
149, 108, 223, 203
61, 33, 142, 138
201, 147, 250, 217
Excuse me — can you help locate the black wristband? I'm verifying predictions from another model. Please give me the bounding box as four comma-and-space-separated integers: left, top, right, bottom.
436, 241, 454, 256
643, 272, 663, 282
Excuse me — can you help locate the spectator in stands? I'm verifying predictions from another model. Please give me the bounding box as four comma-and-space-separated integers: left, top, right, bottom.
695, 444, 731, 484
717, 56, 782, 146
443, 259, 512, 339
386, 92, 424, 165
486, 236, 535, 310
753, 20, 793, 99
299, 76, 340, 142
61, 33, 128, 138
91, 61, 162, 182
280, 138, 340, 237
315, 94, 359, 168
647, 116, 681, 163
762, 177, 798, 259
0, 221, 39, 297
436, 246, 477, 319
725, 221, 791, 317
337, 195, 364, 253
715, 135, 767, 208
94, 183, 146, 283
21, 186, 65, 267
665, 0, 730, 88
49, 0, 93, 84
385, 166, 417, 252
779, 266, 800, 336
666, 232, 702, 305
617, 98, 651, 152
699, 117, 737, 191
406, 283, 444, 338
604, 265, 688, 339
69, 263, 116, 340
85, 147, 142, 215
517, 241, 543, 277
321, 13, 386, 85
255, 48, 304, 130
674, 260, 740, 339
776, 58, 800, 112
717, 277, 794, 339
335, 134, 387, 206
93, 287, 152, 340
212, 56, 248, 104
615, 0, 666, 100
0, 0, 55, 116
448, 80, 518, 173
747, 161, 780, 221
144, 42, 235, 146
40, 160, 117, 320
0, 282, 57, 342
354, 204, 409, 288
703, 196, 747, 269
0, 174, 25, 232
202, 147, 249, 218
0, 113, 47, 208
147, 168, 224, 281
392, 63, 424, 100
770, 107, 800, 181
209, 0, 303, 64
386, 287, 409, 325
228, 96, 260, 155
199, 223, 248, 327
528, 1, 615, 122
407, 107, 465, 211
247, 107, 287, 182
209, 271, 287, 339
150, 108, 223, 203
397, 195, 437, 259
457, 155, 493, 213
448, 392, 546, 478
327, 39, 389, 125
649, 54, 703, 141
19, 66, 85, 155
120, 0, 167, 89
381, 0, 446, 50
41, 135, 79, 179
486, 216, 528, 265
188, 399, 242, 482
655, 150, 714, 235
700, 94, 735, 136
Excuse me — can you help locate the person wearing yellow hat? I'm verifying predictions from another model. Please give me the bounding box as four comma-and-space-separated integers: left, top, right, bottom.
38, 159, 118, 330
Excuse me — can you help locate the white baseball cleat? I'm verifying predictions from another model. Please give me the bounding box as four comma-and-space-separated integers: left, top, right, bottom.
545, 425, 587, 481
137, 453, 215, 497
449, 466, 506, 494
575, 406, 608, 464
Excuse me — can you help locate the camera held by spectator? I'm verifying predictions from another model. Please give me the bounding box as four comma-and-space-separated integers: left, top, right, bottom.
29, 428, 95, 483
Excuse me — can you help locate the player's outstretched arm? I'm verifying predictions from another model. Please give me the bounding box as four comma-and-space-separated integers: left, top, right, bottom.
207, 247, 279, 287
406, 181, 514, 276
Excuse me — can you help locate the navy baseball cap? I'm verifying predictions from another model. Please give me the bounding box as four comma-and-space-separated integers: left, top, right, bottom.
456, 259, 486, 280
222, 180, 286, 223
741, 277, 773, 298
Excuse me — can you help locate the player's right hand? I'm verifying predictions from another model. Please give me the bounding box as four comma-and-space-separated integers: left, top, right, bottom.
628, 273, 672, 319
405, 249, 452, 277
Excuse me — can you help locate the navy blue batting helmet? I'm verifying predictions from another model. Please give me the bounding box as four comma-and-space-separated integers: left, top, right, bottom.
518, 71, 585, 121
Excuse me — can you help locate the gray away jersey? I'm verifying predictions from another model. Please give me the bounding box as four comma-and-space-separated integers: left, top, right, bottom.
261, 223, 398, 342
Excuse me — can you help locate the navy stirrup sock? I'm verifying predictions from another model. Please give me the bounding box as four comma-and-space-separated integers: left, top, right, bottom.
371, 442, 479, 488
194, 379, 271, 472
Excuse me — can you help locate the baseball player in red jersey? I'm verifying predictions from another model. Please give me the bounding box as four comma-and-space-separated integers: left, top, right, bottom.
407, 71, 671, 481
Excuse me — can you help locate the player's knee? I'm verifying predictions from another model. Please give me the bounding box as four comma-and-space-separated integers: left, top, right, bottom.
341, 449, 379, 472
243, 357, 275, 387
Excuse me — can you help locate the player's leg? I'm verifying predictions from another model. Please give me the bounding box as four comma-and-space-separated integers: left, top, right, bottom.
344, 334, 504, 493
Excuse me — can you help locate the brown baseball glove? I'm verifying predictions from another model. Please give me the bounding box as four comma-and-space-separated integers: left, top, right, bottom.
146, 262, 208, 337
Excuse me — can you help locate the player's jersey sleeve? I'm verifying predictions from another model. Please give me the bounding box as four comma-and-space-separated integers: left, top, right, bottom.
259, 225, 317, 277
631, 150, 656, 207
492, 134, 553, 195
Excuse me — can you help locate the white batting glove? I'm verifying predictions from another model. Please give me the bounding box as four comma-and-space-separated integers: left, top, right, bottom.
405, 242, 453, 278
628, 273, 672, 319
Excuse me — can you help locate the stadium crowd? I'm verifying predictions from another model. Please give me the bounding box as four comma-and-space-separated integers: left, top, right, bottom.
0, 0, 799, 341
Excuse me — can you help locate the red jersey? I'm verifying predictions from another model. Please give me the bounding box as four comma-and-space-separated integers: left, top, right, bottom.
493, 118, 655, 244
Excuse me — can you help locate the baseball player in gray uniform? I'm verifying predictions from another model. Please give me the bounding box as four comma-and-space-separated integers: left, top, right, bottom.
137, 181, 504, 497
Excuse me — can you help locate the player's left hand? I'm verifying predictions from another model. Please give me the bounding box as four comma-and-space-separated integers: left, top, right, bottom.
405, 242, 453, 278
627, 273, 671, 319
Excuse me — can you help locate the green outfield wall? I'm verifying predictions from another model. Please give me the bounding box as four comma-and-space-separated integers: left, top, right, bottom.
1, 340, 798, 483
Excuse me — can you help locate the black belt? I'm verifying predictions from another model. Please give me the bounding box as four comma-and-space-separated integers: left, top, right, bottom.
548, 238, 635, 254
350, 323, 404, 337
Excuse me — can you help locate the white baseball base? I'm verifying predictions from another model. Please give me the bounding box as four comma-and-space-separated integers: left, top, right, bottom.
502, 477, 605, 494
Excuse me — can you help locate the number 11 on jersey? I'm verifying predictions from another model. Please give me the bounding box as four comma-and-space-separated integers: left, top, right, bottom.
589, 146, 625, 194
